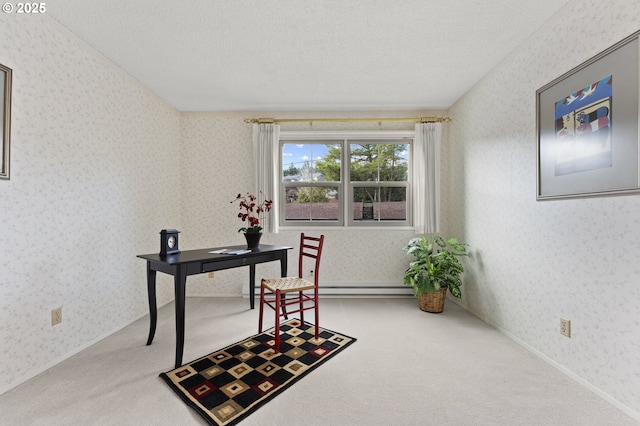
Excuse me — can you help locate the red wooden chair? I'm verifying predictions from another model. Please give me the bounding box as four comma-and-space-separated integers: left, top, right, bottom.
258, 233, 325, 353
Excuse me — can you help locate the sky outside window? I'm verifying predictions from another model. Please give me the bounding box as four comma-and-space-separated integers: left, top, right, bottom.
282, 143, 338, 181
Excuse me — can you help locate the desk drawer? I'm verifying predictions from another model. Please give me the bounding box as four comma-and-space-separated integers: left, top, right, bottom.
248, 253, 279, 264
201, 253, 280, 273
201, 258, 247, 272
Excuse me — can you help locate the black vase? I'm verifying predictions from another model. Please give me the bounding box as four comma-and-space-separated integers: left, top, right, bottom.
244, 232, 262, 249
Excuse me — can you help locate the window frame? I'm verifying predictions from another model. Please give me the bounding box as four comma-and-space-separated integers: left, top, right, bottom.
279, 130, 413, 228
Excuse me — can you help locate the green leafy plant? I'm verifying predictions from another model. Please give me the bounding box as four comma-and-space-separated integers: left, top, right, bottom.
403, 235, 468, 298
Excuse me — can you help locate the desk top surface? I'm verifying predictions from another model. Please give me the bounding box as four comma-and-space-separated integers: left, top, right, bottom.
137, 244, 293, 265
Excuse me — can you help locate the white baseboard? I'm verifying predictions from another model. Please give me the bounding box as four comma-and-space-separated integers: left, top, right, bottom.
451, 299, 640, 422
0, 301, 172, 396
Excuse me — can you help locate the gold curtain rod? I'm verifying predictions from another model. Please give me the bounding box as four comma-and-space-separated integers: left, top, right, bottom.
244, 116, 451, 124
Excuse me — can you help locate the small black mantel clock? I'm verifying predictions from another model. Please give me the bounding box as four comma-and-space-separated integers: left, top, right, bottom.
159, 229, 180, 256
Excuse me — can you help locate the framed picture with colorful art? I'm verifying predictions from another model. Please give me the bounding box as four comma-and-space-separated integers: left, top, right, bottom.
536, 30, 640, 200
1, 63, 11, 180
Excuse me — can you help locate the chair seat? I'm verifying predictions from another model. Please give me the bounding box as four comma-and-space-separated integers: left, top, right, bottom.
262, 277, 315, 293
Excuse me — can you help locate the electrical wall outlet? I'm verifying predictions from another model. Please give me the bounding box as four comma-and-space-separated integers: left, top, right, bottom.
560, 318, 571, 338
208, 272, 215, 279
51, 307, 62, 326
309, 270, 314, 277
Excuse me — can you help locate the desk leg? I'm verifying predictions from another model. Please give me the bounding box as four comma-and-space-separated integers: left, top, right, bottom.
249, 264, 256, 309
145, 263, 157, 346
174, 265, 187, 368
280, 250, 288, 277
280, 251, 289, 319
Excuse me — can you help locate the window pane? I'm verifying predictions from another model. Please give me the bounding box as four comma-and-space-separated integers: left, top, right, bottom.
353, 187, 379, 221
282, 143, 340, 182
353, 187, 407, 221
349, 143, 409, 182
380, 144, 408, 182
284, 186, 339, 221
379, 187, 407, 220
350, 144, 379, 182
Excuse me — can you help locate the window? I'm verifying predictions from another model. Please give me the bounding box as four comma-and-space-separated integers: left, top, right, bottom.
280, 131, 412, 227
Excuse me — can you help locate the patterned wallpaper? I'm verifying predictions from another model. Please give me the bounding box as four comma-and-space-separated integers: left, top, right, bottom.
0, 14, 181, 392
448, 0, 640, 417
2, 0, 639, 417
180, 111, 449, 296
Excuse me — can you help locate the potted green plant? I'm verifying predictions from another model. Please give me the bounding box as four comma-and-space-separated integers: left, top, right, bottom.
402, 235, 468, 313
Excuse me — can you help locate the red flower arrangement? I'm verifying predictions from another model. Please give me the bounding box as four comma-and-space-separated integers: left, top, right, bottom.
232, 192, 273, 234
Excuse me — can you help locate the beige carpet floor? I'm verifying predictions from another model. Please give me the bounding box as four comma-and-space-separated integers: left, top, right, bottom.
0, 297, 636, 425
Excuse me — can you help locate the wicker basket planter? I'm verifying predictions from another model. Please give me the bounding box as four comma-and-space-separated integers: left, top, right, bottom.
418, 288, 447, 313
404, 236, 468, 313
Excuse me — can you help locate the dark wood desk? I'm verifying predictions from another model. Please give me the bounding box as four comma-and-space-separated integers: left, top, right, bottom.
137, 244, 292, 367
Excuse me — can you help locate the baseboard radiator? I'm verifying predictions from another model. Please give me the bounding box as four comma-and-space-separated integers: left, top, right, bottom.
243, 281, 412, 297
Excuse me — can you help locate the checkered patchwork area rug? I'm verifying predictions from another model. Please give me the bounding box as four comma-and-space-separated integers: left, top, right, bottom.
160, 319, 357, 426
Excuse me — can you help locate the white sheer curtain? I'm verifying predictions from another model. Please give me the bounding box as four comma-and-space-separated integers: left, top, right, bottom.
413, 122, 442, 234
252, 123, 280, 233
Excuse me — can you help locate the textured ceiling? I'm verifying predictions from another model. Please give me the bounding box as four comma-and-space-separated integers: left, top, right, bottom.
47, 0, 571, 112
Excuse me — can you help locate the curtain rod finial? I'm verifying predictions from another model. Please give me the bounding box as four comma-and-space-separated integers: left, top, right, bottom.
419, 117, 452, 123
244, 118, 275, 124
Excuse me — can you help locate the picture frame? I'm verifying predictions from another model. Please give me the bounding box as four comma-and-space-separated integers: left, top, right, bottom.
1, 63, 11, 180
536, 30, 640, 200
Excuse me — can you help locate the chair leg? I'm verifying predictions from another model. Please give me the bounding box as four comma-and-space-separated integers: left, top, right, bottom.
299, 291, 304, 323
314, 294, 319, 340
280, 293, 288, 319
258, 281, 265, 333
274, 289, 281, 353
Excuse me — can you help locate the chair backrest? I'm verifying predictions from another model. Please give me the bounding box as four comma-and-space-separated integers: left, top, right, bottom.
298, 233, 325, 285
